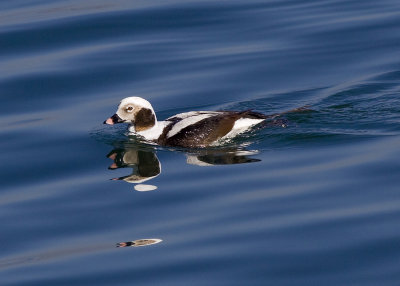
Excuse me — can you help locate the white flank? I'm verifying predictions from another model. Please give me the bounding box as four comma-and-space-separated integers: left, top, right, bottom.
220, 118, 264, 141
167, 114, 215, 138
233, 118, 264, 129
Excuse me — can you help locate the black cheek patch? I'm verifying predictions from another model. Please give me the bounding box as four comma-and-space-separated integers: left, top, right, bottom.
135, 108, 156, 131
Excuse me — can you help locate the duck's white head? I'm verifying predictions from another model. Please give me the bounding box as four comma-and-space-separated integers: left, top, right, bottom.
104, 97, 157, 132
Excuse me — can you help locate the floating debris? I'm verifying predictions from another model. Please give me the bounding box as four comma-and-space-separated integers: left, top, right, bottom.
116, 238, 162, 248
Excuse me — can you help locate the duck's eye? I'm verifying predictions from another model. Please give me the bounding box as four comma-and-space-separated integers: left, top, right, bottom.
126, 106, 134, 112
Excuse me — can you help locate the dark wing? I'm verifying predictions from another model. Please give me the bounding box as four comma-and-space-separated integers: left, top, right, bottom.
158, 112, 241, 148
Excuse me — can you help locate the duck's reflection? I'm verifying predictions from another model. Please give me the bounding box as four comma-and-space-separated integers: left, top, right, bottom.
108, 147, 259, 249
107, 145, 261, 191
107, 148, 161, 191
186, 149, 260, 166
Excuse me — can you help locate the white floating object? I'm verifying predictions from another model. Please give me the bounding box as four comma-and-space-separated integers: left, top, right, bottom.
117, 238, 163, 247
134, 184, 157, 192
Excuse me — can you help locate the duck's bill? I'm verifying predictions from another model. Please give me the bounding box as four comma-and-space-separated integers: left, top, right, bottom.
104, 114, 124, 125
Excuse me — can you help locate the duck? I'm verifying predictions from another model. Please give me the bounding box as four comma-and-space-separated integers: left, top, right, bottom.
104, 97, 267, 148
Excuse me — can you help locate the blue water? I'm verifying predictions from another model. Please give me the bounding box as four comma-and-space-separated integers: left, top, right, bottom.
1, 1, 400, 285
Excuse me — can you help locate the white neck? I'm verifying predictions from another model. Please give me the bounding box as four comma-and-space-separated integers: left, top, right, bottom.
129, 120, 169, 141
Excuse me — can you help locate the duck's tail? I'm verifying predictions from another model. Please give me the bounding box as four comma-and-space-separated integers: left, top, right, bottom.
237, 105, 311, 120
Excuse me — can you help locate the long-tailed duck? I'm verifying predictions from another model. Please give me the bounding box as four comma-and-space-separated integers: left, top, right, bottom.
104, 97, 267, 148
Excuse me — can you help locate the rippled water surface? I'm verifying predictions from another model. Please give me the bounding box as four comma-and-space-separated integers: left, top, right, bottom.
1, 1, 400, 285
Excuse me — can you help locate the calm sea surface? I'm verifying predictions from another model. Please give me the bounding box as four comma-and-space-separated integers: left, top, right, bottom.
1, 1, 400, 285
